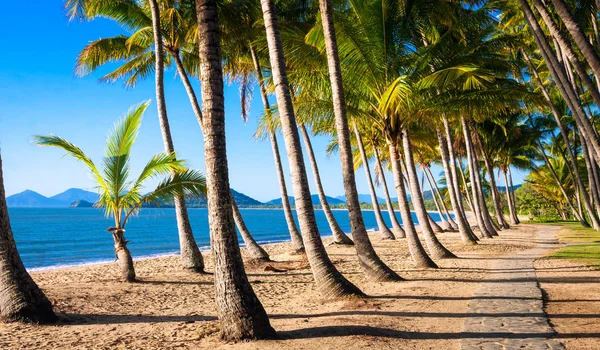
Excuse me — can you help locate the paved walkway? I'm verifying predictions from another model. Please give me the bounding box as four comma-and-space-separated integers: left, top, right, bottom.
461, 227, 565, 349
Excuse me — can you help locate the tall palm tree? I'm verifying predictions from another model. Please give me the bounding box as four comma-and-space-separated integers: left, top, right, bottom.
0, 154, 57, 323
352, 123, 395, 240
148, 0, 206, 272
195, 0, 275, 340
316, 0, 401, 280
260, 0, 365, 297
34, 101, 206, 281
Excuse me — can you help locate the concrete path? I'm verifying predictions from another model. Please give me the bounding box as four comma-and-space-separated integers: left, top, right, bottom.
461, 227, 565, 349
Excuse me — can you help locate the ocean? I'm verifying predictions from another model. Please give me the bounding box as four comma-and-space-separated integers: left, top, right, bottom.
8, 208, 450, 270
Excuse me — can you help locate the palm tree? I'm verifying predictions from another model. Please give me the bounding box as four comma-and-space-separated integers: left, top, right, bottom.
0, 154, 57, 323
34, 101, 206, 281
352, 123, 395, 240
260, 0, 365, 297
548, 0, 600, 80
69, 0, 206, 271
195, 0, 275, 340
316, 0, 402, 278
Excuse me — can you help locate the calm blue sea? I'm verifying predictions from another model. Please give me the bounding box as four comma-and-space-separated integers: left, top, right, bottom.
8, 208, 450, 270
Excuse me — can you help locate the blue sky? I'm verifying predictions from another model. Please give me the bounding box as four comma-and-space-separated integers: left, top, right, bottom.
0, 1, 526, 203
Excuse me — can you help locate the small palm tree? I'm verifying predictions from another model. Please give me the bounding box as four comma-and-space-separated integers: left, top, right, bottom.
33, 101, 206, 282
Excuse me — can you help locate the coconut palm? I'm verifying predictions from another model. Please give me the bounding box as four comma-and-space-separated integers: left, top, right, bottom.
68, 0, 206, 271
0, 154, 57, 323
195, 0, 275, 340
259, 0, 365, 297
34, 101, 206, 281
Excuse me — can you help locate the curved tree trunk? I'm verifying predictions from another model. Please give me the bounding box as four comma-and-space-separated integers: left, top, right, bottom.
0, 155, 56, 323
353, 124, 395, 240
111, 229, 136, 281
549, 0, 600, 81
461, 117, 493, 238
523, 50, 591, 227
401, 129, 456, 259
373, 143, 406, 238
436, 128, 476, 243
231, 198, 270, 261
507, 167, 521, 225
502, 169, 519, 225
318, 0, 401, 282
149, 0, 204, 272
249, 44, 304, 252
478, 141, 510, 229
299, 125, 353, 245
532, 0, 600, 112
423, 168, 453, 231
196, 0, 275, 340
520, 0, 600, 169
442, 119, 478, 242
425, 167, 458, 230
388, 142, 437, 268
260, 0, 364, 297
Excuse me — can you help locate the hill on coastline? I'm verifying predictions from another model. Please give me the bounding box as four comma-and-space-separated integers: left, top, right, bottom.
266, 195, 344, 206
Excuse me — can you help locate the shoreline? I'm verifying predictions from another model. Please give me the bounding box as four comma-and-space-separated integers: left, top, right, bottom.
23, 209, 453, 273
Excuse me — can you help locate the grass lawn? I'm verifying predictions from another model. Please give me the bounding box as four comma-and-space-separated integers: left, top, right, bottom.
545, 222, 600, 269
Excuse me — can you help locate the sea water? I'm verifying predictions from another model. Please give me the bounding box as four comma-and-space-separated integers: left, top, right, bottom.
8, 208, 452, 270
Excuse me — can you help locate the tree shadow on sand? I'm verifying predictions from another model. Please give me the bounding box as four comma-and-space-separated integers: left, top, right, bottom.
277, 325, 600, 340
56, 313, 217, 325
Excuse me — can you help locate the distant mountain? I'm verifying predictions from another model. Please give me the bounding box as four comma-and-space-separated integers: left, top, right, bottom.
267, 195, 344, 206
497, 184, 522, 193
6, 190, 60, 208
51, 188, 99, 206
7, 188, 264, 208
70, 200, 94, 208
336, 194, 385, 205
184, 189, 264, 207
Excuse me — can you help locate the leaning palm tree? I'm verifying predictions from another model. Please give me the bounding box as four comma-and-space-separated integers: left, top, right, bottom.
0, 154, 57, 323
34, 101, 207, 282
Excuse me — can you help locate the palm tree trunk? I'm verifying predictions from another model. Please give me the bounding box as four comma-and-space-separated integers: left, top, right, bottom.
111, 228, 136, 281
372, 142, 405, 238
436, 128, 477, 243
549, 0, 600, 81
507, 167, 521, 224
231, 198, 270, 261
196, 0, 275, 340
458, 160, 475, 213
402, 129, 456, 259
388, 142, 437, 268
423, 169, 451, 230
353, 124, 395, 240
502, 169, 519, 225
0, 155, 56, 323
443, 116, 472, 225
421, 171, 447, 233
148, 0, 204, 272
536, 139, 583, 221
425, 168, 457, 229
461, 117, 494, 238
478, 140, 510, 229
520, 0, 600, 166
318, 0, 400, 281
523, 49, 592, 227
172, 52, 204, 128
299, 124, 354, 245
249, 44, 304, 251
532, 0, 600, 109
260, 0, 364, 296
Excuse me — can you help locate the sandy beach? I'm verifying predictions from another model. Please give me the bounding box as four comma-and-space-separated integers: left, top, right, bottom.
0, 224, 598, 349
